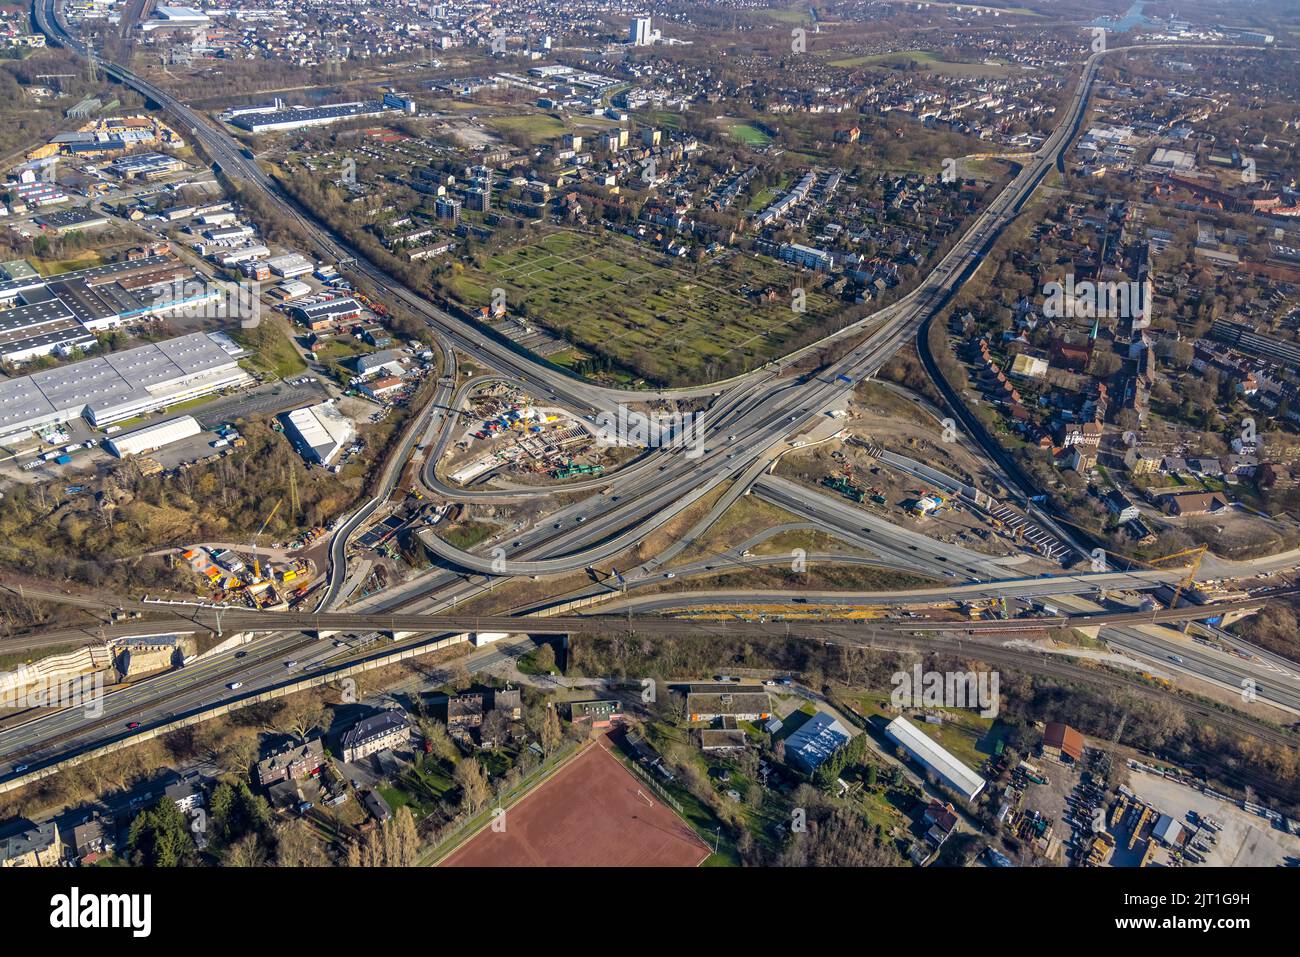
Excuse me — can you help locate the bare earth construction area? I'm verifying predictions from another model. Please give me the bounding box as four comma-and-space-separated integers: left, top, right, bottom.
442, 741, 710, 868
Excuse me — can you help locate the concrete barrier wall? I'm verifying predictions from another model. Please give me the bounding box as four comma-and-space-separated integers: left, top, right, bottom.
0, 632, 470, 797
0, 646, 113, 697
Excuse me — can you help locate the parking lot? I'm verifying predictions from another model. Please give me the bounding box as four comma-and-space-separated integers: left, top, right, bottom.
194, 378, 330, 428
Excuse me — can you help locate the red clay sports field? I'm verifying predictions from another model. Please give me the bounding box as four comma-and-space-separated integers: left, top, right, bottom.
442, 740, 710, 867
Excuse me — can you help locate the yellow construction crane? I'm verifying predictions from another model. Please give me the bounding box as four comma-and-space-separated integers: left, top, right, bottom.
1113, 544, 1208, 608
250, 499, 283, 583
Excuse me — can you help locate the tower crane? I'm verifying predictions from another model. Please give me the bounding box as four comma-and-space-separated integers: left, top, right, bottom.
250, 499, 283, 584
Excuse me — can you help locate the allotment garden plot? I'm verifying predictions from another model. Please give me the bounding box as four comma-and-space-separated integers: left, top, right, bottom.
448, 229, 840, 385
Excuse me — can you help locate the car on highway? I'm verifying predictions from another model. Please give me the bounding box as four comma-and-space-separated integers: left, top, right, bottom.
228, 681, 243, 690
13, 764, 28, 773
234, 651, 247, 658
285, 660, 297, 668
1168, 655, 1184, 664
126, 722, 140, 730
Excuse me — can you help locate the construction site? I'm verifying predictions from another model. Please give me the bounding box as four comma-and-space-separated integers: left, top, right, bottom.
440, 383, 623, 488
175, 497, 320, 608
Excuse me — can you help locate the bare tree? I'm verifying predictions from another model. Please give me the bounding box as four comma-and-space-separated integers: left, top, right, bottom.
454, 756, 490, 812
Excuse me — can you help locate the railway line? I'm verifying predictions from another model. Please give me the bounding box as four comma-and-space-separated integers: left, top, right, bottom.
14, 0, 1297, 807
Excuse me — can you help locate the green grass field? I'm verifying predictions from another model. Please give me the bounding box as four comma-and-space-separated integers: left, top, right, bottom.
235, 318, 308, 380
829, 49, 1011, 76
761, 5, 812, 23
34, 253, 105, 276
727, 122, 773, 146
443, 228, 841, 385
484, 113, 568, 145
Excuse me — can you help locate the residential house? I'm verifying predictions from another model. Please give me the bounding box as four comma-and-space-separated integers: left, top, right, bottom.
685, 685, 771, 722
164, 779, 204, 814
0, 818, 63, 867
1104, 489, 1140, 523
493, 686, 522, 721
340, 709, 411, 763
255, 737, 325, 788
72, 816, 115, 864
447, 693, 484, 730
363, 790, 392, 824
1163, 491, 1229, 516
1062, 421, 1103, 449
923, 800, 958, 847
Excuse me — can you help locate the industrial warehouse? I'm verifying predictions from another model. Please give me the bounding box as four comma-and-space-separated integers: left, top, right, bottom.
282, 400, 355, 466
0, 255, 218, 363
885, 716, 988, 803
226, 100, 400, 134
106, 414, 202, 458
0, 332, 249, 443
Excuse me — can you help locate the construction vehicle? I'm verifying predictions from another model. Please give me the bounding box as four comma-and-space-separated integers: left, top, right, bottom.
552, 461, 604, 479
822, 475, 865, 503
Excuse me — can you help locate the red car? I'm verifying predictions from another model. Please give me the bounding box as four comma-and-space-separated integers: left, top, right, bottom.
126, 722, 141, 730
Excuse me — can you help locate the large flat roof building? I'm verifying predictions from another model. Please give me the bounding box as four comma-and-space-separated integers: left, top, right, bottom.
283, 400, 354, 466
0, 332, 248, 442
885, 716, 986, 803
230, 101, 398, 134
0, 255, 217, 363
107, 414, 202, 457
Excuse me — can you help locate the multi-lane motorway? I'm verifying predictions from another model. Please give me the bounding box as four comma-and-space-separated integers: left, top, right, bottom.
12, 3, 1297, 791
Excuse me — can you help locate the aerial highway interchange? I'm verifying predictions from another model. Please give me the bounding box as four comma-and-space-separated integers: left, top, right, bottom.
3, 1, 1296, 807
